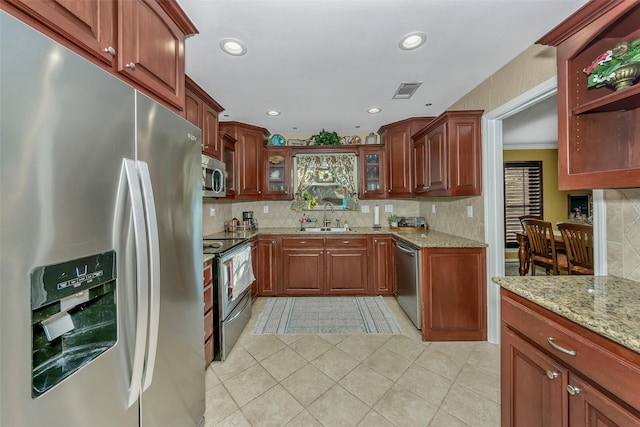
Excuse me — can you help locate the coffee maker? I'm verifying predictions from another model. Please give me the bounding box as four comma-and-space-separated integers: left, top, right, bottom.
242, 211, 257, 230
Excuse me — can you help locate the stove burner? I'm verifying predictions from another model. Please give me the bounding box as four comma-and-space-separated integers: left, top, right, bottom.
204, 241, 223, 249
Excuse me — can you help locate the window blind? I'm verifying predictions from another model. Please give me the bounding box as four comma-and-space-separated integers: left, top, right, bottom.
504, 161, 543, 248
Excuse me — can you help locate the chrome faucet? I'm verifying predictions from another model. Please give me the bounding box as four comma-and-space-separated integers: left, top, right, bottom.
322, 202, 334, 229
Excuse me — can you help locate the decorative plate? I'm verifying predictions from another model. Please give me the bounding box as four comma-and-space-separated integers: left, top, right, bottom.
270, 134, 285, 146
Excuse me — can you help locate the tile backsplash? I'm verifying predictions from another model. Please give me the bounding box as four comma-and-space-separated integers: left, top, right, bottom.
605, 189, 640, 282
204, 199, 420, 232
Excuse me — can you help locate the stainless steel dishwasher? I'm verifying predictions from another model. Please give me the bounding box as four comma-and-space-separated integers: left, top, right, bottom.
396, 239, 422, 329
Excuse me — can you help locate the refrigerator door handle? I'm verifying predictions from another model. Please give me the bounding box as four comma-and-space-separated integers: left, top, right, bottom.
137, 161, 160, 392
123, 159, 150, 407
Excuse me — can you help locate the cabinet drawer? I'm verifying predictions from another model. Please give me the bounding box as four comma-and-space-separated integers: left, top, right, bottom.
204, 308, 213, 340
325, 236, 367, 249
282, 237, 324, 248
203, 259, 213, 285
501, 292, 640, 410
204, 284, 213, 313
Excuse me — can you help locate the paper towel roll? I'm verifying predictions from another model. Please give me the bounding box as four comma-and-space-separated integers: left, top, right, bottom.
374, 205, 380, 226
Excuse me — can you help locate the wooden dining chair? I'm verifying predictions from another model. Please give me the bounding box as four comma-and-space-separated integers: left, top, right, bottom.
521, 218, 568, 275
557, 222, 594, 275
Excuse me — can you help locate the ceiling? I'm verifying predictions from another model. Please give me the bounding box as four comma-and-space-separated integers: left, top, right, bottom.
503, 94, 558, 149
178, 0, 588, 136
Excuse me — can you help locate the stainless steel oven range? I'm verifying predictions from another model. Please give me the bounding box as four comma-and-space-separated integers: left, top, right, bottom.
203, 237, 254, 361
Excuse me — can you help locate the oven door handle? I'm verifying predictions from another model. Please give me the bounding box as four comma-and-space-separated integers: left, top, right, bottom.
226, 293, 250, 323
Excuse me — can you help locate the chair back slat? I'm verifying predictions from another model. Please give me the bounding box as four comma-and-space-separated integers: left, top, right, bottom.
521, 218, 562, 275
558, 222, 594, 275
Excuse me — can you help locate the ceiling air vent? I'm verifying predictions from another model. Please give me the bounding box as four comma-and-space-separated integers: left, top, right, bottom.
392, 82, 422, 99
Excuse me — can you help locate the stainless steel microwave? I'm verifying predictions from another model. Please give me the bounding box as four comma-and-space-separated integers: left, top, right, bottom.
202, 155, 226, 198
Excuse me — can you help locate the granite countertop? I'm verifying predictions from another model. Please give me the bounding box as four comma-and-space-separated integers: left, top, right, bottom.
493, 275, 640, 354
204, 227, 487, 248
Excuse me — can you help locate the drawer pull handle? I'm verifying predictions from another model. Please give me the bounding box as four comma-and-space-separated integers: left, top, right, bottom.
299, 241, 306, 244
547, 337, 576, 356
342, 241, 349, 244
567, 384, 581, 396
546, 370, 559, 380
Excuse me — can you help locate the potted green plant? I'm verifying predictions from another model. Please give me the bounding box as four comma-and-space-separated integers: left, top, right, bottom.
311, 129, 340, 146
583, 37, 640, 90
387, 214, 402, 227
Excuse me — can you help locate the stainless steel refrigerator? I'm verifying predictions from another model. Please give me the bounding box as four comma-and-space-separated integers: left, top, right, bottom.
0, 12, 205, 427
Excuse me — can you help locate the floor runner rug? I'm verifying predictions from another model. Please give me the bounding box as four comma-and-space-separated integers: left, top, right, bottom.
253, 296, 402, 335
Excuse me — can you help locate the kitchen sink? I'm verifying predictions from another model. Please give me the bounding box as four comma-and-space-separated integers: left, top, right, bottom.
301, 227, 351, 233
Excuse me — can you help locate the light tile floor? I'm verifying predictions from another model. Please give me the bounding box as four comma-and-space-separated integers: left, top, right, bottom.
205, 297, 500, 427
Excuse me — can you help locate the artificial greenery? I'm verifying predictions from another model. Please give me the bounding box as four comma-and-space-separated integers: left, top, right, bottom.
311, 129, 341, 146
387, 214, 403, 224
583, 37, 640, 88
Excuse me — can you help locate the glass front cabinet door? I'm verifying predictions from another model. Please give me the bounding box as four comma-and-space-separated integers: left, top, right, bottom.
360, 146, 386, 199
264, 149, 291, 199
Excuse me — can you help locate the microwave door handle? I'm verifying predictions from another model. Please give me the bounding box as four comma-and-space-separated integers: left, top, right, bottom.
123, 159, 149, 407
137, 161, 160, 392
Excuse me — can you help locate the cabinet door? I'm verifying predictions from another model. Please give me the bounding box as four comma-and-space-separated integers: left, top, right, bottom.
360, 146, 387, 198
5, 0, 115, 65
184, 86, 202, 128
118, 0, 185, 109
568, 374, 640, 427
282, 237, 324, 295
386, 126, 413, 197
325, 248, 368, 294
370, 236, 394, 295
236, 130, 263, 199
426, 124, 448, 193
282, 248, 324, 295
422, 247, 486, 340
222, 134, 236, 198
202, 102, 220, 159
250, 238, 259, 299
413, 138, 427, 194
263, 150, 291, 199
257, 237, 278, 296
501, 327, 568, 427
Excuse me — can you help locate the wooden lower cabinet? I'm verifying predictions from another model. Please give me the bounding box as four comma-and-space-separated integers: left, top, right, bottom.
281, 236, 368, 296
203, 258, 214, 368
421, 247, 486, 341
370, 235, 395, 295
282, 237, 324, 295
501, 291, 640, 427
325, 236, 368, 294
257, 235, 278, 296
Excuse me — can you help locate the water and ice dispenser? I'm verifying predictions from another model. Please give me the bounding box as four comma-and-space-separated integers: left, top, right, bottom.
30, 251, 117, 397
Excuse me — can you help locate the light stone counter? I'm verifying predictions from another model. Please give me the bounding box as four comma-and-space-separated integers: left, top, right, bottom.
203, 227, 487, 248
493, 275, 640, 354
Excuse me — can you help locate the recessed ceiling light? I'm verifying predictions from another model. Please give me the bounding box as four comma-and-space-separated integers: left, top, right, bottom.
367, 108, 381, 114
399, 32, 426, 50
266, 110, 280, 116
220, 38, 247, 56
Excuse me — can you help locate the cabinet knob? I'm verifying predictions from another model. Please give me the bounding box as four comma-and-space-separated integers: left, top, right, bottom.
125, 62, 136, 70
104, 46, 116, 56
388, 189, 391, 192
545, 370, 559, 380
566, 384, 581, 396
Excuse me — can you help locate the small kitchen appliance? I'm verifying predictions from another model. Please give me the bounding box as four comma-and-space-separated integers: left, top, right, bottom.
202, 155, 226, 198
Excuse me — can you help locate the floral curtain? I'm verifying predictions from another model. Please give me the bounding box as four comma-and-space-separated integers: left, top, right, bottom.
291, 153, 358, 211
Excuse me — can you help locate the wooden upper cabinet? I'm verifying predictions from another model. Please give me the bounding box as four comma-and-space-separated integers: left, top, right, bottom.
3, 0, 197, 112
379, 117, 433, 198
412, 111, 482, 197
219, 122, 269, 199
3, 0, 115, 65
118, 0, 188, 110
185, 76, 224, 158
538, 0, 640, 190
